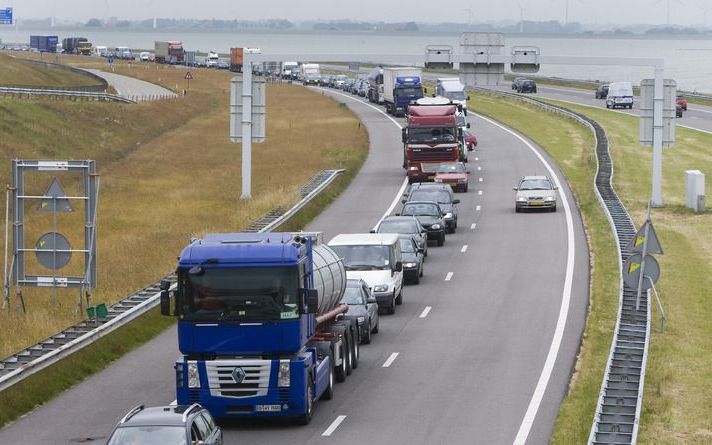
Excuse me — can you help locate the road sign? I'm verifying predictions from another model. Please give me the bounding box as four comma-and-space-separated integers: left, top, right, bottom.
623, 253, 660, 290
35, 232, 72, 270
37, 178, 74, 212
0, 8, 12, 25
185, 71, 193, 80
230, 75, 266, 143
625, 220, 663, 254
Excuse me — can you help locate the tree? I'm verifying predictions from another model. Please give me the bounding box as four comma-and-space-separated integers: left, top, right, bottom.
85, 18, 102, 27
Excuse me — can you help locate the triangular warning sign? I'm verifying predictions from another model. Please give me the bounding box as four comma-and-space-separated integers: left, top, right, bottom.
626, 221, 663, 255
36, 178, 73, 212
185, 71, 193, 80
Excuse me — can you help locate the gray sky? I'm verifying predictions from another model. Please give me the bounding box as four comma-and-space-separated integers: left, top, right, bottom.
6, 0, 712, 26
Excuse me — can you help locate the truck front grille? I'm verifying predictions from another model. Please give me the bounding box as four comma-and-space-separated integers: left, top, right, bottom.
206, 359, 271, 399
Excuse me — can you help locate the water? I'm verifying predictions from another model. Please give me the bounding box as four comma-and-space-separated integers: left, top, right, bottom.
3, 27, 712, 92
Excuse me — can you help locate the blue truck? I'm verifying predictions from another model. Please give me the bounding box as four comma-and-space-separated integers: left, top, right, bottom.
161, 232, 359, 424
29, 35, 58, 53
383, 67, 424, 116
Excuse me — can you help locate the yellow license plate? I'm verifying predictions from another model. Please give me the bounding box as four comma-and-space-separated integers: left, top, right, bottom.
530, 201, 544, 206
427, 176, 435, 180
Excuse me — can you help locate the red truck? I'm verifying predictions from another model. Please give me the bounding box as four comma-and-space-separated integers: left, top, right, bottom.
154, 41, 184, 64
401, 98, 461, 183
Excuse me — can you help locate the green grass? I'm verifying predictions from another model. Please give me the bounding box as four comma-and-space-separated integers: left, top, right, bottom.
471, 91, 620, 443
0, 52, 101, 88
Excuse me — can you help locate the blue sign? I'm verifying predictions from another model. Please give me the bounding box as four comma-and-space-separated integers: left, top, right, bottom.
0, 7, 13, 25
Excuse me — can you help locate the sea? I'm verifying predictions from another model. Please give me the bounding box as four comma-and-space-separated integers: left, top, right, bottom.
2, 27, 712, 92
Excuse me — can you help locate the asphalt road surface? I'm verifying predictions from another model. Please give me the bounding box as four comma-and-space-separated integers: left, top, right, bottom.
84, 68, 177, 102
0, 84, 589, 445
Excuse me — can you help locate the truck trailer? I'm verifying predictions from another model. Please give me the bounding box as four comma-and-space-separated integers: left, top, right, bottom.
402, 97, 461, 183
30, 35, 58, 53
436, 78, 469, 114
382, 67, 424, 116
62, 36, 91, 55
155, 41, 185, 64
230, 47, 261, 73
367, 67, 384, 104
162, 232, 360, 424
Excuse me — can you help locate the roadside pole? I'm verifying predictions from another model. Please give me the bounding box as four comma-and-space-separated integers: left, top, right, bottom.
635, 202, 652, 310
241, 51, 252, 200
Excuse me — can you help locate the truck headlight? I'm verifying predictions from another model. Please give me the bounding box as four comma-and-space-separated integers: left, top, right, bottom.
431, 224, 441, 230
373, 284, 388, 293
408, 166, 419, 172
278, 360, 290, 388
187, 361, 200, 388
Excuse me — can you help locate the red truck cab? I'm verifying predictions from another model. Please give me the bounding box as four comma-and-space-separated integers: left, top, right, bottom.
402, 103, 460, 183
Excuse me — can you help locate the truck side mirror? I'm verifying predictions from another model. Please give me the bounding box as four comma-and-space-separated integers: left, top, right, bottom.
401, 128, 407, 143
160, 289, 171, 316
306, 289, 319, 314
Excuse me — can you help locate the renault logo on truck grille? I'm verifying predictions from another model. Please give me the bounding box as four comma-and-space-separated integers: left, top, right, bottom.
232, 367, 246, 384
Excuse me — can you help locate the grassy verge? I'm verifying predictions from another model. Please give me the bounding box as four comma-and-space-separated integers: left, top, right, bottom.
0, 52, 100, 88
535, 99, 712, 443
470, 92, 620, 443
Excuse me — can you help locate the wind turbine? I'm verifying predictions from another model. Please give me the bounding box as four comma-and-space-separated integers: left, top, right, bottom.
696, 0, 712, 27
103, 0, 110, 26
517, 1, 525, 33
655, 0, 685, 26
464, 6, 474, 30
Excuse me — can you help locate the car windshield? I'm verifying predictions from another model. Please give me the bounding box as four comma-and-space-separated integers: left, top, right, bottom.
341, 287, 365, 305
179, 266, 299, 322
519, 178, 552, 190
378, 219, 418, 234
108, 426, 187, 445
329, 245, 391, 270
402, 203, 440, 217
399, 238, 416, 253
408, 127, 456, 143
410, 190, 452, 204
437, 163, 465, 174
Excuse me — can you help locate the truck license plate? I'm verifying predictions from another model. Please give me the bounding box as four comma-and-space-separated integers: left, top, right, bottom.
255, 404, 282, 412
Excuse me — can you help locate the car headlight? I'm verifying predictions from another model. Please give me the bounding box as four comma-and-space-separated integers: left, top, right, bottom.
404, 262, 416, 268
444, 212, 453, 219
516, 196, 527, 202
545, 196, 556, 201
188, 361, 200, 388
373, 284, 388, 293
431, 224, 441, 230
278, 360, 290, 387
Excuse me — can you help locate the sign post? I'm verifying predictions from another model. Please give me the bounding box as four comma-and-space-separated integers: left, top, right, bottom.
623, 202, 664, 310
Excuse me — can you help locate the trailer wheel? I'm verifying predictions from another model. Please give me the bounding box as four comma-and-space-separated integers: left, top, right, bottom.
345, 332, 353, 376
296, 376, 314, 425
322, 359, 334, 401
351, 327, 359, 369
335, 342, 347, 383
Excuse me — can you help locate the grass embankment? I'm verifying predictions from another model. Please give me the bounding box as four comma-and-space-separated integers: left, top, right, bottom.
536, 100, 712, 444
0, 61, 368, 426
0, 52, 100, 88
471, 92, 620, 444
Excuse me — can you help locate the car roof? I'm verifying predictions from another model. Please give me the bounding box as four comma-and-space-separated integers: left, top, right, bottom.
402, 200, 441, 208
328, 233, 399, 246
408, 182, 452, 191
381, 216, 419, 223
119, 405, 200, 427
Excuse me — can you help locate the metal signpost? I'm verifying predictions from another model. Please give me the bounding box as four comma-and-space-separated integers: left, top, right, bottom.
3, 160, 99, 313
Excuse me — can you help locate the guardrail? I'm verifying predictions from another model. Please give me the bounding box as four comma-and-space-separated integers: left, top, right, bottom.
0, 169, 344, 393
0, 86, 136, 103
474, 88, 649, 445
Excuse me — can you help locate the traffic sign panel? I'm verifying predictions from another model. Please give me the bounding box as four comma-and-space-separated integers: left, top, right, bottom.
36, 232, 72, 270
626, 221, 663, 254
37, 178, 74, 212
623, 253, 660, 291
185, 71, 193, 80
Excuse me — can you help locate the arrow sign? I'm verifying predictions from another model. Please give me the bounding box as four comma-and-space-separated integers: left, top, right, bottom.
36, 178, 74, 212
626, 221, 663, 254
184, 71, 193, 80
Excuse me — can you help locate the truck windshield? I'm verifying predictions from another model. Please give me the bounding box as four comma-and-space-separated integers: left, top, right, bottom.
396, 87, 423, 97
408, 127, 456, 143
179, 267, 299, 322
329, 245, 391, 270
444, 91, 466, 101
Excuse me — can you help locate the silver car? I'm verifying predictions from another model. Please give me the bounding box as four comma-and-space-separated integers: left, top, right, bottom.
513, 175, 558, 212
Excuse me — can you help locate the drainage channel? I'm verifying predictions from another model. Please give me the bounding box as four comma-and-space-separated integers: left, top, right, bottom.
0, 169, 344, 392
475, 88, 649, 445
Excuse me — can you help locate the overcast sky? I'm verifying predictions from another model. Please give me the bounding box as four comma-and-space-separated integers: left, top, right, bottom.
6, 0, 712, 26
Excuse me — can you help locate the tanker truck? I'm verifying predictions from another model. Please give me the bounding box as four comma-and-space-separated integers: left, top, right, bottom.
161, 232, 359, 424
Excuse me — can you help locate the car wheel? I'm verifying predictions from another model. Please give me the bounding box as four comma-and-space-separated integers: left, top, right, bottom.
373, 318, 379, 333
413, 272, 420, 285
419, 263, 424, 277
363, 324, 372, 344
551, 205, 557, 212
395, 289, 403, 305
515, 206, 521, 213
296, 376, 314, 425
437, 233, 445, 246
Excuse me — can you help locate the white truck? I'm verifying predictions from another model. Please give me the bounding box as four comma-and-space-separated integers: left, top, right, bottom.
606, 81, 634, 109
382, 67, 424, 116
282, 61, 299, 80
436, 78, 469, 114
207, 51, 219, 68
301, 63, 320, 85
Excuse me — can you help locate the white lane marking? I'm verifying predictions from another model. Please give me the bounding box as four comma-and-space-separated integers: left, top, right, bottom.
445, 272, 454, 281
461, 245, 468, 253
679, 124, 712, 135
475, 205, 481, 212
474, 114, 576, 445
321, 88, 411, 229
170, 399, 177, 406
478, 190, 483, 195
479, 177, 483, 182
382, 352, 399, 367
470, 223, 477, 229
419, 306, 432, 318
322, 415, 347, 437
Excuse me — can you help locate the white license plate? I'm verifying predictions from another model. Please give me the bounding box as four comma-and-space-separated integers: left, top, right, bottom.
255, 405, 282, 412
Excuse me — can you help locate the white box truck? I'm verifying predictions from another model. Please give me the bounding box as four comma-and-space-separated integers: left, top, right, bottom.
382, 67, 424, 116
436, 78, 469, 114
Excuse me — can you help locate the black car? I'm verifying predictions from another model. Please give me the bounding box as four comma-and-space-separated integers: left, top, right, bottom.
512, 77, 527, 90
398, 201, 446, 246
372, 215, 428, 257
398, 235, 424, 284
403, 183, 460, 233
595, 84, 609, 99
516, 79, 537, 93
341, 279, 380, 344
676, 104, 683, 118
106, 404, 222, 445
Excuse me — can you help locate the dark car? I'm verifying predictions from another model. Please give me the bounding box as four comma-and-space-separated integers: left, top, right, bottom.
595, 84, 609, 99
464, 130, 478, 151
106, 404, 222, 445
398, 201, 446, 246
676, 104, 683, 118
403, 183, 460, 233
398, 235, 424, 284
372, 215, 428, 257
512, 77, 527, 90
341, 279, 379, 344
516, 79, 537, 93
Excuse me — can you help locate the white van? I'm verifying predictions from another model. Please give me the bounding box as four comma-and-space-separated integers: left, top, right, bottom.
606, 81, 634, 109
328, 233, 404, 314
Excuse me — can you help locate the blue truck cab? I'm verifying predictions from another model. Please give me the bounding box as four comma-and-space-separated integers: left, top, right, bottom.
161, 232, 353, 424
393, 76, 424, 115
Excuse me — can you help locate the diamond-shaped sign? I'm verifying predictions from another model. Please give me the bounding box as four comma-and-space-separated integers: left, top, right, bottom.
36, 178, 73, 212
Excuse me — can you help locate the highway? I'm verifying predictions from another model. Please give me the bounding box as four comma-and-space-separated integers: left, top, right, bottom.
0, 85, 589, 444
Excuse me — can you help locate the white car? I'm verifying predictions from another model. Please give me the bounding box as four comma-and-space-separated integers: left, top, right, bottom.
139, 51, 151, 62
514, 175, 558, 212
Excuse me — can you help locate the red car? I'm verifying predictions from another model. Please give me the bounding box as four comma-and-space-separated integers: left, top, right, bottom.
676, 94, 687, 111
434, 162, 469, 192
464, 130, 477, 151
